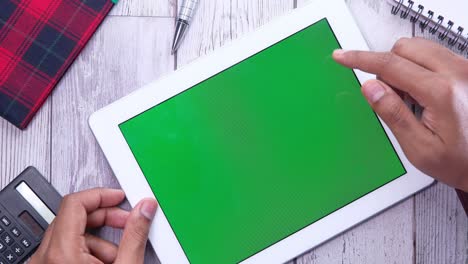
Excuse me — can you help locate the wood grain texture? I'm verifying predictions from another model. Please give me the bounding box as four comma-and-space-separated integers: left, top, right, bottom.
176, 0, 293, 65
415, 183, 468, 264
175, 0, 231, 65
230, 0, 294, 39
295, 0, 415, 263
296, 201, 414, 264
110, 0, 176, 17
50, 17, 175, 263
0, 101, 51, 187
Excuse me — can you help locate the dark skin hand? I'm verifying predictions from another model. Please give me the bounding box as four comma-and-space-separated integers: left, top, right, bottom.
30, 188, 158, 264
333, 37, 468, 192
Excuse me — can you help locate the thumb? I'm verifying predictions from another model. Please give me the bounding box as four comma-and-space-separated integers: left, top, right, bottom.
361, 80, 433, 162
115, 198, 158, 264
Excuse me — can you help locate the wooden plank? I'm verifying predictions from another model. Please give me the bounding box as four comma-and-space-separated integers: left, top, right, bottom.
175, 0, 231, 65
415, 183, 468, 264
176, 0, 293, 65
295, 0, 415, 263
109, 0, 176, 17
296, 201, 414, 264
230, 0, 294, 38
0, 102, 51, 187
50, 16, 175, 263
413, 22, 468, 264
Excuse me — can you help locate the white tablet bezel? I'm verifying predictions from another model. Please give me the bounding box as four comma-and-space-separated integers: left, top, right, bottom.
89, 0, 434, 263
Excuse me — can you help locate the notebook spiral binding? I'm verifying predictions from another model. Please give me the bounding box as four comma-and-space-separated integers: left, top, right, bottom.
390, 0, 468, 54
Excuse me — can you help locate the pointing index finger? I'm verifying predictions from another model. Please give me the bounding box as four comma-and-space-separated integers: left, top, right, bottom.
333, 49, 439, 106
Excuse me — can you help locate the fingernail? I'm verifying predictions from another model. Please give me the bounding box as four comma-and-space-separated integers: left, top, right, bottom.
332, 49, 347, 59
140, 199, 157, 221
363, 81, 386, 103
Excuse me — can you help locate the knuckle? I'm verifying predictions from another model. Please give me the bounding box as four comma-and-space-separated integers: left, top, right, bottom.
62, 194, 78, 206
93, 187, 105, 199
91, 187, 105, 192
391, 37, 410, 54
348, 51, 365, 66
128, 222, 149, 243
434, 75, 456, 97
87, 187, 104, 197
385, 98, 409, 128
377, 52, 395, 73
344, 50, 358, 65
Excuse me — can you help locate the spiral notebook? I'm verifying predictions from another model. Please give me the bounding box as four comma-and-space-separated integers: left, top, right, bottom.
387, 0, 468, 52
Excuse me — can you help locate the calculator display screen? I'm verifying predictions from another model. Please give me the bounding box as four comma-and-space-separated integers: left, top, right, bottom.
119, 18, 406, 264
19, 211, 43, 237
16, 182, 55, 224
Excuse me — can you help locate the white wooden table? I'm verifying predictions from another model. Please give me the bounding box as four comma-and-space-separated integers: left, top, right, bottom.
1, 0, 467, 263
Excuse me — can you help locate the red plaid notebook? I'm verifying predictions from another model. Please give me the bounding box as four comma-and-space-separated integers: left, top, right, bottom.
0, 0, 115, 129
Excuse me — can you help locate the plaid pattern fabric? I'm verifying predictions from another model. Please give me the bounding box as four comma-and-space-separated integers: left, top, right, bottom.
0, 0, 114, 129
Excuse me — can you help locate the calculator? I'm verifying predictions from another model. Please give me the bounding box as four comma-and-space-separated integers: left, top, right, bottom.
0, 167, 62, 264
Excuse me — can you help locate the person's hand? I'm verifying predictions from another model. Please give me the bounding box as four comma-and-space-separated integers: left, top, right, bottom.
332, 37, 468, 192
30, 188, 158, 264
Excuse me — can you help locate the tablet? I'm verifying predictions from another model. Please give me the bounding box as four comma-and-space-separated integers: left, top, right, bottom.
89, 0, 433, 263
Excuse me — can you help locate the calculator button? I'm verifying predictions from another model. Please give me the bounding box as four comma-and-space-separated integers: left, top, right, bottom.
3, 251, 15, 263
0, 217, 9, 227
0, 234, 12, 246
11, 244, 22, 257
9, 228, 20, 238
0, 226, 3, 235
20, 238, 30, 248
0, 256, 6, 264
0, 242, 4, 253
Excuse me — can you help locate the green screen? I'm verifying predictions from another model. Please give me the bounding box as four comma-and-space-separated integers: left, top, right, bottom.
119, 19, 405, 264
